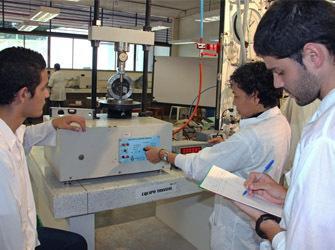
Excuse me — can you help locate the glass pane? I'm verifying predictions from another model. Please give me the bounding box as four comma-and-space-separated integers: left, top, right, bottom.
98, 42, 116, 70
0, 33, 24, 51
125, 44, 134, 71
154, 46, 170, 56
135, 45, 154, 72
25, 35, 48, 65
50, 37, 73, 69
73, 38, 92, 69
135, 44, 144, 72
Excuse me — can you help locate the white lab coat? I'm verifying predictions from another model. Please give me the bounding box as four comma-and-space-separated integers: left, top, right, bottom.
280, 96, 319, 172
48, 70, 67, 101
272, 89, 335, 249
175, 107, 291, 250
0, 120, 56, 250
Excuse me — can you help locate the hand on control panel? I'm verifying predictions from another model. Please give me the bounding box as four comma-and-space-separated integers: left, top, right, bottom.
144, 146, 162, 164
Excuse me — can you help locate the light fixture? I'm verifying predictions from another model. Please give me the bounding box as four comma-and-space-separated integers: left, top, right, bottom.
29, 6, 60, 22
151, 21, 172, 31
51, 27, 88, 35
169, 39, 197, 45
194, 9, 220, 23
16, 20, 39, 32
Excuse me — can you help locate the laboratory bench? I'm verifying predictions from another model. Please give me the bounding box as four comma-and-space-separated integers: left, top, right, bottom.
28, 146, 213, 250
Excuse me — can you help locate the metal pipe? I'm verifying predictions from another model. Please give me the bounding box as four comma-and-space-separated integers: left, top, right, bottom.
91, 0, 100, 117
140, 0, 151, 115
2, 0, 4, 28
214, 0, 225, 130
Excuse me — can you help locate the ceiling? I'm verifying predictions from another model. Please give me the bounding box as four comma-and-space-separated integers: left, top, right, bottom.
1, 0, 221, 43
51, 0, 221, 18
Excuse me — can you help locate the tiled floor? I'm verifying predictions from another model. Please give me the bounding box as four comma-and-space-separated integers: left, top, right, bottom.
95, 203, 196, 250
96, 217, 196, 250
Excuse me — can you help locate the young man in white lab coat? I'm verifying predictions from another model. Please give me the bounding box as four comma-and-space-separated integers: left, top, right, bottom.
0, 47, 87, 250
145, 61, 291, 250
235, 1, 335, 249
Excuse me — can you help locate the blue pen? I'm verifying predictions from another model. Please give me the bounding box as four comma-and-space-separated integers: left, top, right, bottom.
242, 159, 275, 196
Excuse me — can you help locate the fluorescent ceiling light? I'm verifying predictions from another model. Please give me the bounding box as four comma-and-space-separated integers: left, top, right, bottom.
51, 27, 88, 35
151, 21, 172, 31
30, 6, 60, 22
17, 20, 39, 32
194, 9, 220, 23
195, 16, 220, 23
170, 39, 197, 45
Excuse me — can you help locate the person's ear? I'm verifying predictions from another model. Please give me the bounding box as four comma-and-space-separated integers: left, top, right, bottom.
13, 87, 31, 104
302, 43, 325, 69
251, 91, 260, 104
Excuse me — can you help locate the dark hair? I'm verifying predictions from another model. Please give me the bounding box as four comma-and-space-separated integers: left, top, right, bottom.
230, 61, 282, 108
0, 47, 46, 105
254, 0, 335, 64
54, 63, 60, 71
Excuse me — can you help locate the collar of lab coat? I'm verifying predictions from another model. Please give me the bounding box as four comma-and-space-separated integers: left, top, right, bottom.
0, 119, 26, 149
308, 88, 335, 123
239, 106, 281, 129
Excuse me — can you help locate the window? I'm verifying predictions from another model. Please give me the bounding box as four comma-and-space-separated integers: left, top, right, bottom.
125, 44, 135, 71
50, 37, 73, 68
0, 33, 24, 51
73, 38, 92, 69
25, 35, 48, 64
135, 44, 144, 72
135, 45, 154, 72
154, 46, 170, 57
98, 42, 116, 70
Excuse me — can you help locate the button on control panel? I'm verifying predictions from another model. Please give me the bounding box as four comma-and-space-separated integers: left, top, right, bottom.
119, 136, 160, 163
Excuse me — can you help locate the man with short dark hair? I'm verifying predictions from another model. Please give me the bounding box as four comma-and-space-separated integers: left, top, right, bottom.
236, 0, 335, 249
145, 61, 291, 249
0, 47, 87, 249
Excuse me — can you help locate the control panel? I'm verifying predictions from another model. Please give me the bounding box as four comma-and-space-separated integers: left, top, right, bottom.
119, 136, 160, 163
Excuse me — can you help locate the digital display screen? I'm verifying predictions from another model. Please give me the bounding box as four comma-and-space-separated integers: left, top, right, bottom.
119, 136, 160, 163
180, 146, 202, 154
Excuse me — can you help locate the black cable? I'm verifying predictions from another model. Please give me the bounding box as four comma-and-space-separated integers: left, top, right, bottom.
187, 85, 216, 116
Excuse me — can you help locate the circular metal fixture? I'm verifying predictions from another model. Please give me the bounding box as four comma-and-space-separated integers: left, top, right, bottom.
118, 52, 128, 62
107, 73, 133, 99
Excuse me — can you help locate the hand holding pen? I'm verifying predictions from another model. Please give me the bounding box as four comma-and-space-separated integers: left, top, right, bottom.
242, 160, 275, 196
242, 162, 287, 205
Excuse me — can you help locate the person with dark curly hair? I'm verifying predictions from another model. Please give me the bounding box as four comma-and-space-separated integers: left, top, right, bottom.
145, 61, 291, 249
0, 47, 87, 250
235, 0, 335, 249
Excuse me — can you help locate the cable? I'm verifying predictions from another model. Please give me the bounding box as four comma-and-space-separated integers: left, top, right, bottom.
173, 62, 203, 135
187, 85, 216, 117
172, 0, 204, 136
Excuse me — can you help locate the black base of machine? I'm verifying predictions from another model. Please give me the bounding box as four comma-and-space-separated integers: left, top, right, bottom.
98, 98, 141, 119
107, 109, 132, 119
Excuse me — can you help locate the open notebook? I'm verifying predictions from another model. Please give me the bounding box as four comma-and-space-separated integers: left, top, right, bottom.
200, 165, 283, 217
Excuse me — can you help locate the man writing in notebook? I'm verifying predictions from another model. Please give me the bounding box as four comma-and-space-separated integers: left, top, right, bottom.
145, 61, 291, 250
235, 0, 335, 249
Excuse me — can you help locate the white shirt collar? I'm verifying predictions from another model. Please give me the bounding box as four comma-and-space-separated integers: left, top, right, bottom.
309, 88, 335, 123
0, 119, 26, 149
240, 106, 281, 128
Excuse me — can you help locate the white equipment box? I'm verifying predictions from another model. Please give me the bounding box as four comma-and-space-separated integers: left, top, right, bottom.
44, 115, 172, 182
